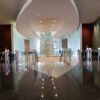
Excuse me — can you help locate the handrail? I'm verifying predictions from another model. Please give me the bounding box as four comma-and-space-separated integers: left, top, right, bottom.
59, 48, 71, 64
59, 50, 63, 61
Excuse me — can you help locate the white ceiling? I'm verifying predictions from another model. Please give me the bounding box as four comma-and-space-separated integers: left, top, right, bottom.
16, 0, 79, 38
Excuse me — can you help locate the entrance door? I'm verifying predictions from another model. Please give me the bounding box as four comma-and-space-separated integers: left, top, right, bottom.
24, 40, 30, 64
62, 39, 67, 48
24, 40, 30, 52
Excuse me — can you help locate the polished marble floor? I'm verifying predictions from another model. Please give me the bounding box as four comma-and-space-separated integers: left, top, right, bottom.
0, 58, 100, 100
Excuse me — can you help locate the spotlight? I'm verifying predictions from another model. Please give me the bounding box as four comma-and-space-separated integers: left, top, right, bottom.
41, 94, 44, 98
53, 86, 56, 90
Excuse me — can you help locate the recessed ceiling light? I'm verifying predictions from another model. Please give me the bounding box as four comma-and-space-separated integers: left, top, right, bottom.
40, 20, 42, 23
53, 20, 56, 23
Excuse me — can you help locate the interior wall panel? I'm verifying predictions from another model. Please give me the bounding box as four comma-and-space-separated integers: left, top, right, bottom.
62, 39, 67, 48
82, 24, 93, 50
93, 22, 100, 49
0, 25, 11, 52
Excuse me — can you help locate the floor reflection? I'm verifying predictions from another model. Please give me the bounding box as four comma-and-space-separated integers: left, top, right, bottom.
0, 59, 100, 100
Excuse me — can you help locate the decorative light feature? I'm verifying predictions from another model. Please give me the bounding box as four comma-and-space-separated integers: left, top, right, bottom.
40, 32, 54, 56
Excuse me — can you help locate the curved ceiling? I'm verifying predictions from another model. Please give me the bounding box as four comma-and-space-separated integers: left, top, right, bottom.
0, 0, 100, 25
16, 0, 79, 38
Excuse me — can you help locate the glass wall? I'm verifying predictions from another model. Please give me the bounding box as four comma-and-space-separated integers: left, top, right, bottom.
12, 25, 36, 53
61, 24, 82, 55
